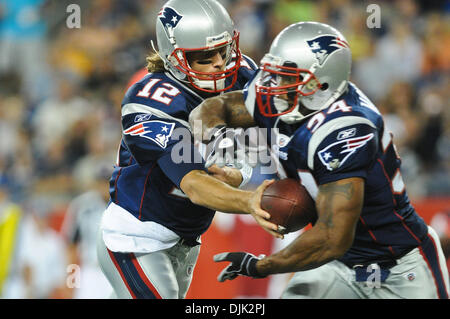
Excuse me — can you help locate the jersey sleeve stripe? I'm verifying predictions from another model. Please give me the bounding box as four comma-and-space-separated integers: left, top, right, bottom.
307, 116, 376, 170
122, 102, 191, 129
242, 54, 258, 70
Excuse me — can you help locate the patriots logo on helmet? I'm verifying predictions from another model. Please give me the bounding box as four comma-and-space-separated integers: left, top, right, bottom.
158, 6, 183, 34
124, 120, 175, 149
318, 133, 374, 171
307, 35, 349, 66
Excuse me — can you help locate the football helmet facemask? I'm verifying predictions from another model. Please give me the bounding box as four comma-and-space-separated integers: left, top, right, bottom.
255, 22, 352, 124
155, 0, 241, 93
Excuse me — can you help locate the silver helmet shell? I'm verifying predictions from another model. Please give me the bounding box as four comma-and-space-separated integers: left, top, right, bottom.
155, 0, 241, 93
256, 22, 352, 123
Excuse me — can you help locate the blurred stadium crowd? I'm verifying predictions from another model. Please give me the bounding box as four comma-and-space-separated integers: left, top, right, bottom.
0, 0, 448, 299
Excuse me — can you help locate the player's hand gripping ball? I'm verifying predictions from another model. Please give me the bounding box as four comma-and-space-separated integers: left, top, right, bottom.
261, 178, 317, 234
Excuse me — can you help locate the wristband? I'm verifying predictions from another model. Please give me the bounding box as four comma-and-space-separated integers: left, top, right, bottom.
238, 162, 253, 189
247, 254, 266, 278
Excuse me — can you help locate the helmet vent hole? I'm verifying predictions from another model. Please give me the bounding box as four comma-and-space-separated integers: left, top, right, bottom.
320, 83, 329, 91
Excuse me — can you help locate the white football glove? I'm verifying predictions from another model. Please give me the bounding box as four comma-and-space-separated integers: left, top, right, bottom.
205, 127, 253, 188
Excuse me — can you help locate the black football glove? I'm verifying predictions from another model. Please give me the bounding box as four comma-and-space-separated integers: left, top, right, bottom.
213, 252, 266, 282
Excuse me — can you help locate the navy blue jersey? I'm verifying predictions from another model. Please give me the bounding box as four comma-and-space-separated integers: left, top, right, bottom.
110, 55, 257, 243
243, 72, 428, 266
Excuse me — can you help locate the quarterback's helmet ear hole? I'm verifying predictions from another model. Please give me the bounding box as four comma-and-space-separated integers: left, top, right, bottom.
320, 82, 329, 91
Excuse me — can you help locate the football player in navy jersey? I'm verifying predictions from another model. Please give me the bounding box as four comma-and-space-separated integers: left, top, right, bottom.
96, 0, 281, 299
189, 22, 449, 298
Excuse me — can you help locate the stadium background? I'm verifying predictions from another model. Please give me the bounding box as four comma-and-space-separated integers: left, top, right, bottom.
0, 0, 448, 299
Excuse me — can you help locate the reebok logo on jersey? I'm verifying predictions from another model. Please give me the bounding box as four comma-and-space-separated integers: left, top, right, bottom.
124, 120, 175, 149
337, 128, 356, 140
134, 113, 152, 123
318, 133, 374, 171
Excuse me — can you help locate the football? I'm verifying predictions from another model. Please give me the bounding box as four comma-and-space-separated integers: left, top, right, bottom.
261, 178, 317, 234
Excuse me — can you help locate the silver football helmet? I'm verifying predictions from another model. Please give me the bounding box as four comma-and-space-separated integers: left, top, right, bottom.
155, 0, 241, 93
255, 22, 352, 123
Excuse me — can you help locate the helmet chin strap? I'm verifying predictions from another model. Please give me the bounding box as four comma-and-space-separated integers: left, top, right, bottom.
273, 96, 310, 124
279, 106, 310, 124
279, 80, 348, 124
191, 77, 225, 91
150, 40, 160, 57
